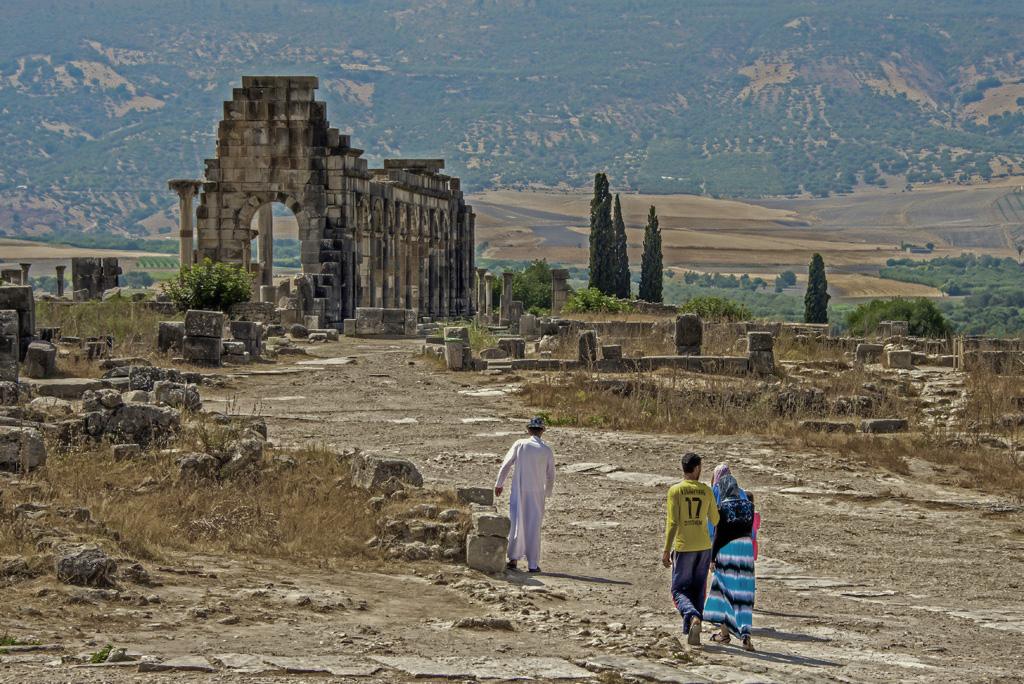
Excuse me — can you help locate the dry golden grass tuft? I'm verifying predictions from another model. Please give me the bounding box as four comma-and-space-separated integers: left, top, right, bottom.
1, 416, 393, 564
37, 299, 169, 354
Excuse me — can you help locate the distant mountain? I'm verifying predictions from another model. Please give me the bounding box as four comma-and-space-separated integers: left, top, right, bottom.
2, 0, 1024, 236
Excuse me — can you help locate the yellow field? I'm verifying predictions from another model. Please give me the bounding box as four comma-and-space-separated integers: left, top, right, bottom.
0, 238, 165, 276
470, 180, 1024, 301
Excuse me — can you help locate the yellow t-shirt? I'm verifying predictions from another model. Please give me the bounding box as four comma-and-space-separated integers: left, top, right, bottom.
664, 479, 720, 553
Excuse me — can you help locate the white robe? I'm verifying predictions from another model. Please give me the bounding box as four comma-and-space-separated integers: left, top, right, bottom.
495, 435, 555, 568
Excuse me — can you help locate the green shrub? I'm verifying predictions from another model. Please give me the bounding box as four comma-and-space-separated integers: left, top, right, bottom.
512, 259, 554, 312
161, 259, 252, 312
679, 296, 751, 322
845, 298, 951, 337
562, 287, 633, 314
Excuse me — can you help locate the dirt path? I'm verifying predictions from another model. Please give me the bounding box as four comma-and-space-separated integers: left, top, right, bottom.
4, 337, 1023, 682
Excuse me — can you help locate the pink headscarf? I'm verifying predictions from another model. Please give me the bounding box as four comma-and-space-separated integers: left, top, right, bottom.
712, 463, 731, 486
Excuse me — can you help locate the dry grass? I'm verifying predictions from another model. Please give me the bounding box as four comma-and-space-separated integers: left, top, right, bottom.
36, 299, 172, 360
2, 418, 384, 564
774, 329, 849, 363
960, 363, 1023, 437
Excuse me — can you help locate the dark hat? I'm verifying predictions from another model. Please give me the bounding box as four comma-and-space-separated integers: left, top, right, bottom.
528, 416, 546, 430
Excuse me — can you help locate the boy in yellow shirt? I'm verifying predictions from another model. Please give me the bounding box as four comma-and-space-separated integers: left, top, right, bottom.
661, 452, 719, 646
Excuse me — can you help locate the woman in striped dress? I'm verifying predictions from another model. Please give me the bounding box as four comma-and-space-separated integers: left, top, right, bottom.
704, 474, 756, 652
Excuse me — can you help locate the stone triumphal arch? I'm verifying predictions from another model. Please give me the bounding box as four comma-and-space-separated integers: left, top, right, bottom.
170, 76, 476, 329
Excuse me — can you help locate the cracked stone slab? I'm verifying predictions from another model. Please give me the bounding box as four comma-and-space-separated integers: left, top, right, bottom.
372, 656, 591, 679
585, 655, 712, 683
137, 656, 216, 673
605, 471, 679, 487
212, 654, 380, 676
461, 417, 502, 423
295, 356, 355, 365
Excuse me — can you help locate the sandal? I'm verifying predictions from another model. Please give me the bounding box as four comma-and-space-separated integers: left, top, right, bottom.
742, 636, 755, 652
709, 632, 731, 644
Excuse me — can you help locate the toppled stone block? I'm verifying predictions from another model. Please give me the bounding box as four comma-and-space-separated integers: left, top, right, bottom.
884, 349, 913, 370
24, 341, 57, 379
445, 339, 465, 371
342, 319, 356, 336
479, 348, 508, 360
183, 336, 222, 365
158, 321, 185, 353
265, 324, 286, 338
747, 332, 774, 353
0, 426, 46, 471
799, 420, 857, 434
177, 452, 220, 480
26, 396, 74, 420
472, 512, 511, 538
102, 404, 181, 446
457, 487, 495, 506
153, 380, 201, 411
99, 357, 151, 371
308, 333, 327, 343
122, 390, 151, 403
82, 388, 124, 412
861, 418, 909, 434
184, 310, 225, 338
466, 534, 507, 574
497, 337, 526, 360
601, 344, 622, 360
222, 340, 247, 355
56, 546, 117, 587
352, 455, 423, 492
855, 343, 884, 364
309, 328, 339, 341
112, 443, 141, 461
26, 378, 103, 400
0, 381, 20, 406
290, 324, 309, 339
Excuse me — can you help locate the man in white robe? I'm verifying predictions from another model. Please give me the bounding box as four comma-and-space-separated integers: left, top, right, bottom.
494, 416, 555, 572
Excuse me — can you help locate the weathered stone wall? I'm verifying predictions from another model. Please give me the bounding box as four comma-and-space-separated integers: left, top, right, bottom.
193, 76, 475, 329
71, 258, 121, 300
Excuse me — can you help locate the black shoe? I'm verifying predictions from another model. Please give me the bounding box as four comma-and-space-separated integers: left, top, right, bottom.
506, 560, 518, 571
528, 566, 542, 573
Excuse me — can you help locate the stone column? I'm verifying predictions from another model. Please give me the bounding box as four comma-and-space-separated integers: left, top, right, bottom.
168, 179, 201, 269
55, 265, 66, 297
257, 204, 273, 287
483, 273, 494, 318
551, 268, 570, 316
500, 271, 514, 325
19, 263, 31, 285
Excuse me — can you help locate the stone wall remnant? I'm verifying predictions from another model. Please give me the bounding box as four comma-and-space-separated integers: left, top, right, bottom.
24, 341, 57, 379
0, 286, 35, 360
71, 258, 121, 301
500, 272, 514, 325
0, 310, 18, 382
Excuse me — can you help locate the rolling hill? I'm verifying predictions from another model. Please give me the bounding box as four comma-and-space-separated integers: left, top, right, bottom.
2, 1, 1024, 237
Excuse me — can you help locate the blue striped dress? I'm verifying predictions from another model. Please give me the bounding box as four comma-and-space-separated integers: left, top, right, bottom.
703, 536, 756, 638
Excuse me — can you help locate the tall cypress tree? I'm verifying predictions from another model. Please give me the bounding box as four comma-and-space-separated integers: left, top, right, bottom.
639, 205, 663, 303
588, 173, 614, 294
804, 252, 830, 324
612, 194, 630, 298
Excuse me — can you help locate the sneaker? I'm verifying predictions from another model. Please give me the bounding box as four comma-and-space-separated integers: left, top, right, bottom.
686, 618, 702, 646
506, 560, 518, 571
528, 566, 542, 573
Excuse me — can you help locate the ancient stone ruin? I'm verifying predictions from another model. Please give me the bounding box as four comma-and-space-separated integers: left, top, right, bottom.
169, 76, 477, 330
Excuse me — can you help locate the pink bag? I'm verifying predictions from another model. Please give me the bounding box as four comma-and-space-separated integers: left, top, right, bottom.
752, 512, 761, 560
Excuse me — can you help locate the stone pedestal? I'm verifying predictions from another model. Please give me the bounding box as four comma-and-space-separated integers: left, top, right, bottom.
24, 341, 57, 379
747, 332, 775, 375
551, 269, 570, 316
182, 310, 224, 365
55, 265, 66, 297
19, 263, 31, 285
675, 314, 703, 355
500, 272, 514, 325
578, 330, 598, 363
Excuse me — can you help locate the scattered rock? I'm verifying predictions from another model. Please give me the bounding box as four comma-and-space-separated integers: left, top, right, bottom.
55, 546, 117, 588
466, 534, 507, 574
351, 454, 423, 492
152, 380, 202, 411
861, 418, 909, 434
456, 486, 494, 506
452, 616, 514, 630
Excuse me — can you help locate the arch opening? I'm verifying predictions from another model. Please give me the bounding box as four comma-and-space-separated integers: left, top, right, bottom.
245, 201, 301, 289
